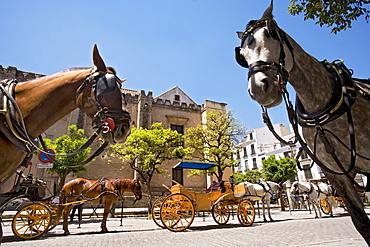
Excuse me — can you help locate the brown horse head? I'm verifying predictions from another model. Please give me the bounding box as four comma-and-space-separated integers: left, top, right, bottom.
133, 178, 143, 202
115, 178, 142, 202
76, 44, 131, 144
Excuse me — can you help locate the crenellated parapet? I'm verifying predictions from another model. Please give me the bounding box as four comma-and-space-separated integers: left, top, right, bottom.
0, 65, 44, 82
153, 97, 201, 112
124, 88, 202, 112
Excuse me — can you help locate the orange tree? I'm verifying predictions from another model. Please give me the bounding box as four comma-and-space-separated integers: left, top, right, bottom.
185, 110, 245, 182
107, 122, 193, 208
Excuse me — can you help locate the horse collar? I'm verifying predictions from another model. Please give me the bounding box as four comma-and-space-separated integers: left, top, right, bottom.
0, 80, 38, 153
295, 60, 356, 128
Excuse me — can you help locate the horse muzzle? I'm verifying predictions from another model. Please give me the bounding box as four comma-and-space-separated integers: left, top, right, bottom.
248, 74, 282, 108
101, 111, 131, 144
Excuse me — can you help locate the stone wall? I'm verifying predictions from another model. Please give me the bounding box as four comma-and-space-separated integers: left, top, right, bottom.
0, 65, 44, 82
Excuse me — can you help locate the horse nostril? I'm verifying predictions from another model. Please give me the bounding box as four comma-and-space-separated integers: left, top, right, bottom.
261, 78, 269, 92
248, 88, 256, 100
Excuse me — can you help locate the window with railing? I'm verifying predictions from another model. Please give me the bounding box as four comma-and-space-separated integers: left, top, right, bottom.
172, 168, 183, 185
303, 164, 313, 180
251, 144, 255, 155
170, 124, 184, 146
301, 150, 309, 159
252, 158, 257, 170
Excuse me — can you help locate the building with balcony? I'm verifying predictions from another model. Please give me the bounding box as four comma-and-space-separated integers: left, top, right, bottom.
234, 123, 324, 182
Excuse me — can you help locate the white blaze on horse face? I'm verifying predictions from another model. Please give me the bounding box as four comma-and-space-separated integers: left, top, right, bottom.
241, 28, 283, 108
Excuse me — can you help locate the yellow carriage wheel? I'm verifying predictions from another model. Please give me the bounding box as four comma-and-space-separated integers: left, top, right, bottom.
151, 196, 167, 228
320, 198, 331, 215
212, 200, 230, 225
160, 193, 194, 232
237, 199, 255, 226
12, 203, 51, 239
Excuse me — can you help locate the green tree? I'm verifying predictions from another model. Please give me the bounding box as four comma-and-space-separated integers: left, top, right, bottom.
233, 170, 263, 184
288, 0, 370, 33
262, 154, 297, 210
43, 125, 92, 190
261, 155, 297, 183
186, 110, 245, 182
107, 122, 193, 208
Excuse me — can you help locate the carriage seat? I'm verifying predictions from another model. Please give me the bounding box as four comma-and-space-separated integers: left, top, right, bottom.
206, 181, 227, 193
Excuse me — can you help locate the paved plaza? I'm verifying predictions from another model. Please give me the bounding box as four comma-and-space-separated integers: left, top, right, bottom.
1, 207, 368, 246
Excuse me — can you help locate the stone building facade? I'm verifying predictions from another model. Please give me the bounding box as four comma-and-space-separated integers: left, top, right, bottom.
1, 65, 229, 205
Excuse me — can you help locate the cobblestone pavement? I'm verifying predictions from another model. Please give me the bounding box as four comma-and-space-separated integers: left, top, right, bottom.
1, 207, 368, 247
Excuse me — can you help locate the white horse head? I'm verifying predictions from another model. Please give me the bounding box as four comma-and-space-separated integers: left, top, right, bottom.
236, 2, 294, 108
290, 181, 313, 195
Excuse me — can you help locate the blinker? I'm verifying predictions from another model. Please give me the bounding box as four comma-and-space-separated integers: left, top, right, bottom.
235, 47, 249, 68
246, 34, 254, 46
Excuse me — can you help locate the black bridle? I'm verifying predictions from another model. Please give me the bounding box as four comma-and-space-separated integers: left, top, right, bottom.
235, 19, 370, 190
78, 69, 131, 134
235, 19, 293, 86
235, 19, 296, 148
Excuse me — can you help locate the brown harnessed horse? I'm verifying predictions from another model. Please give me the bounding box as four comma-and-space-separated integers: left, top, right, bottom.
0, 45, 131, 185
58, 177, 142, 234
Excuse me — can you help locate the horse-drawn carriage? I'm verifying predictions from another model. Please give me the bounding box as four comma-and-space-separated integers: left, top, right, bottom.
0, 170, 142, 239
0, 170, 59, 240
151, 180, 256, 232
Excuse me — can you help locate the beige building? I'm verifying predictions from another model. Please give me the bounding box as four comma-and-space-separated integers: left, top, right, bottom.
1, 66, 230, 205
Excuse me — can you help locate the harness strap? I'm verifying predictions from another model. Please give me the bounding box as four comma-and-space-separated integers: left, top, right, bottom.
0, 80, 38, 153
39, 134, 108, 168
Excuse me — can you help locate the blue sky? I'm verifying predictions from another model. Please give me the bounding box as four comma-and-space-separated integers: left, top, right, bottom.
1, 0, 369, 130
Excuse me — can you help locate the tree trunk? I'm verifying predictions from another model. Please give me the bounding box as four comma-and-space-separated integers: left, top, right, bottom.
279, 190, 286, 211
58, 172, 68, 193
279, 183, 286, 211
146, 182, 153, 219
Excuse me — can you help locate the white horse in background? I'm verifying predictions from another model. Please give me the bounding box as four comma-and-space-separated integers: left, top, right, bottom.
290, 181, 336, 218
239, 181, 280, 222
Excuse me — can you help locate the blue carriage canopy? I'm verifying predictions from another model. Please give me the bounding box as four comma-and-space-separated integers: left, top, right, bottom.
173, 161, 216, 170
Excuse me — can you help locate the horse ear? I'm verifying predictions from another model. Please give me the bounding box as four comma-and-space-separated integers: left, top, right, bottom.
92, 44, 107, 72
237, 31, 244, 39
261, 0, 274, 20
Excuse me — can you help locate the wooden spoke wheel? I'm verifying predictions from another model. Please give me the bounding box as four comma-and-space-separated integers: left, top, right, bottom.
237, 199, 255, 226
212, 200, 230, 225
12, 203, 51, 239
151, 196, 167, 228
320, 198, 331, 215
160, 193, 194, 232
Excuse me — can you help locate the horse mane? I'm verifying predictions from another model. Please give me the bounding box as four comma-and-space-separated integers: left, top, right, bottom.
18, 67, 92, 84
